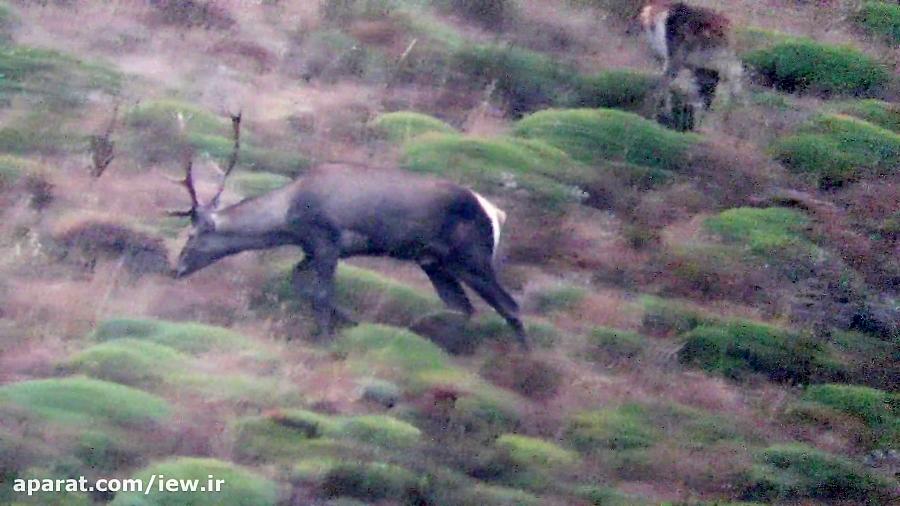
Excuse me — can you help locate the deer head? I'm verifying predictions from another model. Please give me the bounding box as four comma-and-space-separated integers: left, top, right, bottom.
168, 112, 242, 278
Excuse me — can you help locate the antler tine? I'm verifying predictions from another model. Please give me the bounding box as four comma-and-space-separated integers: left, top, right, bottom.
165, 112, 200, 217
209, 111, 242, 209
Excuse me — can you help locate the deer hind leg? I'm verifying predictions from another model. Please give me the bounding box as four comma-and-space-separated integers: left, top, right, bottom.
451, 261, 528, 349
420, 258, 474, 317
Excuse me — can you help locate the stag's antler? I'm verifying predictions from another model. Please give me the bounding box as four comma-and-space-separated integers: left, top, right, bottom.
166, 111, 243, 216
209, 112, 241, 209
166, 112, 201, 217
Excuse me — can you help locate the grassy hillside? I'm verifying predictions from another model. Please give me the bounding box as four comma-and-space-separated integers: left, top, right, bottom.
0, 0, 897, 505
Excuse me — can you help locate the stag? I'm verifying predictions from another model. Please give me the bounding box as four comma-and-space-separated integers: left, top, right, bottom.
635, 1, 743, 128
168, 113, 528, 348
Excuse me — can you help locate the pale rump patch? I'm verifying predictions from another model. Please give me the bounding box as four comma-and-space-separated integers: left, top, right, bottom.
471, 191, 506, 258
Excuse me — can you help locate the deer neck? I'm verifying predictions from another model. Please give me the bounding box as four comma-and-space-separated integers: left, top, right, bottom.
210, 185, 296, 236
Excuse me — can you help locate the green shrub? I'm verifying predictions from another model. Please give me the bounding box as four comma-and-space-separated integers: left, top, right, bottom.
679, 320, 843, 383
639, 296, 716, 336
495, 434, 578, 469
451, 394, 522, 436
804, 384, 898, 448
743, 38, 889, 96
336, 324, 454, 381
261, 263, 442, 326
321, 462, 419, 502
371, 111, 456, 142
0, 111, 81, 155
125, 99, 308, 175
565, 404, 658, 452
576, 486, 648, 506
0, 154, 39, 190
360, 378, 401, 407
744, 444, 895, 502
110, 457, 278, 506
704, 207, 811, 257
92, 318, 250, 354
0, 377, 169, 426
466, 483, 542, 506
837, 99, 900, 133
513, 108, 698, 170
772, 114, 900, 186
854, 1, 900, 44
336, 415, 421, 449
732, 26, 791, 54
452, 44, 576, 117
336, 265, 442, 325
232, 411, 331, 462
531, 284, 586, 314
587, 327, 646, 362
401, 132, 587, 204
228, 171, 291, 198
568, 70, 657, 112
0, 44, 121, 108
65, 339, 187, 388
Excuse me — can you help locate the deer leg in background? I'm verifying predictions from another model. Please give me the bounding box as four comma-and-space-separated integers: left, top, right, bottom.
452, 263, 527, 349
291, 256, 317, 301
420, 258, 475, 317
305, 245, 339, 337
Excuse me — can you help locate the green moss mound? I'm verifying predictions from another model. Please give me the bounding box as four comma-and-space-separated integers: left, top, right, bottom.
124, 99, 308, 175
639, 295, 718, 336
743, 38, 889, 96
92, 318, 250, 354
65, 339, 188, 388
0, 377, 169, 426
772, 114, 900, 186
854, 1, 900, 44
744, 444, 895, 502
232, 411, 333, 462
321, 462, 419, 502
0, 44, 121, 108
837, 99, 900, 133
803, 384, 898, 448
336, 265, 442, 325
679, 320, 842, 384
565, 404, 659, 452
495, 434, 578, 468
0, 154, 40, 190
262, 263, 442, 326
110, 457, 278, 506
336, 415, 421, 449
704, 207, 811, 256
400, 132, 587, 204
336, 324, 454, 381
587, 327, 646, 362
371, 111, 456, 142
513, 108, 697, 170
576, 486, 650, 506
531, 284, 586, 314
453, 44, 575, 117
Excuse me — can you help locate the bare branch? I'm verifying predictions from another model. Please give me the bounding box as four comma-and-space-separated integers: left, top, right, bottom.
90, 102, 119, 178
